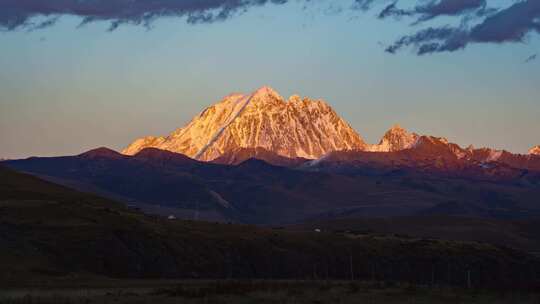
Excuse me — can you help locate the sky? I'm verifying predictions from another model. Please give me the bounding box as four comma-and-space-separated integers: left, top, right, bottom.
0, 0, 539, 159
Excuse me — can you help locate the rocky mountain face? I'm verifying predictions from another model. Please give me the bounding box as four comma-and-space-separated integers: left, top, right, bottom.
123, 86, 366, 161
305, 129, 540, 181
367, 124, 419, 152
530, 146, 540, 156
122, 86, 539, 174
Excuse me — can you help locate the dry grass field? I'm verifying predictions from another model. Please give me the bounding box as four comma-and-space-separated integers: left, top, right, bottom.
1, 280, 540, 304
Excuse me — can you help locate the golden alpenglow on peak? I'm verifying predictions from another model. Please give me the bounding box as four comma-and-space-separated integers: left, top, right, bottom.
122, 87, 366, 161
367, 124, 420, 152
530, 145, 540, 156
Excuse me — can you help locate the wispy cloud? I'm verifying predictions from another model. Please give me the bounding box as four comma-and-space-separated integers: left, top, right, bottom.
352, 0, 380, 11
378, 0, 492, 22
383, 0, 540, 55
524, 53, 537, 63
0, 0, 290, 31
0, 0, 539, 57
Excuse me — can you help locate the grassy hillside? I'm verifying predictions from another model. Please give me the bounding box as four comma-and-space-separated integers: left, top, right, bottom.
289, 216, 540, 253
1, 165, 540, 290
5, 148, 540, 225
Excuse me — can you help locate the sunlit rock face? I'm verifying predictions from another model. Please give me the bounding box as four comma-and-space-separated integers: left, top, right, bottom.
530, 146, 540, 156
367, 124, 420, 152
123, 86, 367, 161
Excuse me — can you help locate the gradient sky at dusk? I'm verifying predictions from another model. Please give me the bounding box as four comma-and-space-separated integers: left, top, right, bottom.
1, 0, 539, 159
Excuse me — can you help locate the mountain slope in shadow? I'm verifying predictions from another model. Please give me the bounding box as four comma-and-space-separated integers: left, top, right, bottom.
2, 165, 540, 289
4, 147, 540, 224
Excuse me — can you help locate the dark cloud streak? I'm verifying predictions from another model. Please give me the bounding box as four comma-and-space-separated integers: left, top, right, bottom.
415, 0, 490, 22
0, 0, 289, 31
385, 0, 540, 55
524, 53, 537, 63
377, 0, 489, 22
378, 2, 412, 20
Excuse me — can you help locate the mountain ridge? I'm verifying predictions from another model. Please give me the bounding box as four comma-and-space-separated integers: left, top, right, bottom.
123, 86, 366, 161
122, 86, 537, 167
5, 146, 540, 225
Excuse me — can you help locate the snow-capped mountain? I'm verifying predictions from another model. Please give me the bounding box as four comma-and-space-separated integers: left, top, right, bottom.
366, 126, 530, 166
367, 124, 419, 152
123, 86, 366, 161
530, 146, 540, 156
123, 86, 540, 173
366, 126, 468, 160
306, 128, 540, 179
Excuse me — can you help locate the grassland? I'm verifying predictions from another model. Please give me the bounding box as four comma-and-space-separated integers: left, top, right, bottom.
1, 280, 539, 304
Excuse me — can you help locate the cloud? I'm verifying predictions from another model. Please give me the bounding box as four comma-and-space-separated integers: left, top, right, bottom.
378, 0, 491, 22
0, 0, 290, 31
524, 53, 537, 63
353, 0, 379, 11
378, 2, 411, 20
385, 26, 469, 55
385, 0, 540, 55
0, 0, 538, 57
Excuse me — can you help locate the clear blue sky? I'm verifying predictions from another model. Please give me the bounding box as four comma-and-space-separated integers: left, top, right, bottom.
0, 0, 539, 158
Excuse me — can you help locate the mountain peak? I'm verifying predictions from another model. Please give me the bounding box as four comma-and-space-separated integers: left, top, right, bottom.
383, 124, 411, 139
389, 124, 405, 132
252, 86, 284, 101
123, 88, 366, 161
367, 125, 419, 152
530, 145, 540, 156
